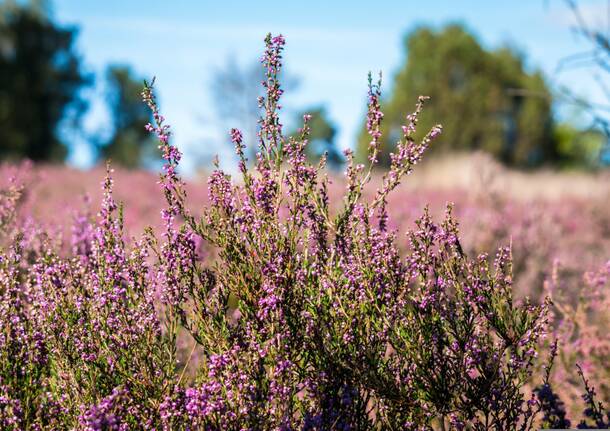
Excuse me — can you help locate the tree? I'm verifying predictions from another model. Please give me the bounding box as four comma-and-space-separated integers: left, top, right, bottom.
0, 0, 90, 162
357, 24, 557, 167
98, 65, 154, 168
553, 122, 605, 168
287, 106, 343, 168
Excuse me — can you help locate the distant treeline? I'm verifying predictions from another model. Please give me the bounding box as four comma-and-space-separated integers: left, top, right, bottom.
0, 1, 606, 169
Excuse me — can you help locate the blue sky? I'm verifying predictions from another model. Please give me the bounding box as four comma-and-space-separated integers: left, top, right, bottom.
52, 0, 608, 173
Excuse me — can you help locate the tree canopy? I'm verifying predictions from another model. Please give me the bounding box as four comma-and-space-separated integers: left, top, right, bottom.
98, 65, 154, 168
357, 24, 557, 167
0, 0, 90, 162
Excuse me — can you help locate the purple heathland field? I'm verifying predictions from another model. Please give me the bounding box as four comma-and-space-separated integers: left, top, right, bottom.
0, 34, 608, 430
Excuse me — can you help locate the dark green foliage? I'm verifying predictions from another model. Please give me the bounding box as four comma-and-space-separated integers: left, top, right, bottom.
0, 0, 90, 162
98, 65, 155, 168
553, 122, 606, 168
357, 24, 557, 167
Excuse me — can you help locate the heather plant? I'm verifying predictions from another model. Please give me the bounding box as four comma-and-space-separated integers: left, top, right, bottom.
141, 33, 550, 429
0, 236, 52, 429
574, 365, 610, 429
535, 340, 610, 429
0, 163, 177, 428
0, 169, 61, 429
38, 168, 179, 428
0, 177, 23, 248
543, 259, 610, 422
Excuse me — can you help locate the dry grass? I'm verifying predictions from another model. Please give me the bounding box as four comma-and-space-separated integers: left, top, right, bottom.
405, 152, 610, 201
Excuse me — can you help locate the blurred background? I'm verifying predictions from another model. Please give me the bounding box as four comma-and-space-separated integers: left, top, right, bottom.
2, 0, 610, 174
